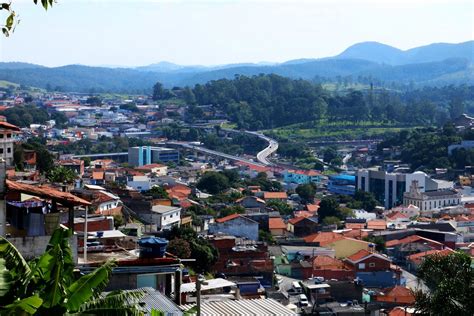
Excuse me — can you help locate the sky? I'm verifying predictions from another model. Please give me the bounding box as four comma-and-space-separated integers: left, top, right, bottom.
0, 0, 472, 67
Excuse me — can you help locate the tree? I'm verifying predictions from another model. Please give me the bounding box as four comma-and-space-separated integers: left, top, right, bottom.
152, 82, 172, 101
259, 230, 274, 244
1, 1, 54, 37
47, 166, 77, 184
219, 205, 245, 218
267, 200, 293, 216
413, 252, 474, 315
167, 238, 191, 259
322, 216, 341, 227
168, 226, 218, 273
145, 186, 170, 199
196, 171, 230, 194
322, 147, 338, 164
318, 196, 340, 222
295, 183, 316, 202
0, 226, 144, 315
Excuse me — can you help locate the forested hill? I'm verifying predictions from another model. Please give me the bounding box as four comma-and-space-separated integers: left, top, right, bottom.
0, 57, 472, 93
186, 74, 474, 130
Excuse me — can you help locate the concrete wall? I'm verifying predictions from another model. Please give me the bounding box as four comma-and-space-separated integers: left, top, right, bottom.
8, 235, 78, 263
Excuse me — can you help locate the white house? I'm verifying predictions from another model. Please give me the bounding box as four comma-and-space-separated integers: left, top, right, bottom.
147, 205, 181, 230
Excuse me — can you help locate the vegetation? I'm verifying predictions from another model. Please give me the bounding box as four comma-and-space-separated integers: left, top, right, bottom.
47, 166, 77, 184
196, 171, 231, 195
413, 252, 474, 315
295, 183, 317, 202
0, 226, 144, 315
168, 226, 218, 273
167, 238, 192, 259
1, 105, 49, 127
144, 186, 170, 199
377, 123, 474, 171
318, 196, 354, 223
1, 0, 53, 36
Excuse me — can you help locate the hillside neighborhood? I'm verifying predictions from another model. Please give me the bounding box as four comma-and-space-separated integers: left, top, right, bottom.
0, 86, 473, 315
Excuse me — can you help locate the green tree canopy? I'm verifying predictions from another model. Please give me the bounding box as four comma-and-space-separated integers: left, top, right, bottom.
196, 171, 230, 194
413, 252, 474, 315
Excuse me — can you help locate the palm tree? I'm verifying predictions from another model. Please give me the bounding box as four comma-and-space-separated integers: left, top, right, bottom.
0, 226, 144, 315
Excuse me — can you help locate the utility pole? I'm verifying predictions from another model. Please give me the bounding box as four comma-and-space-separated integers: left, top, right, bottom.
84, 205, 88, 263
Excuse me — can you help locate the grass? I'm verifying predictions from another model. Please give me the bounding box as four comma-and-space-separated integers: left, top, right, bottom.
263, 120, 420, 141
0, 80, 19, 88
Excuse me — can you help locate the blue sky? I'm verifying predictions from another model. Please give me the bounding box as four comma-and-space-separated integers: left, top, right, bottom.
0, 0, 472, 67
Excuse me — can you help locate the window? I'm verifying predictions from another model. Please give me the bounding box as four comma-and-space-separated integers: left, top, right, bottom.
6, 134, 11, 138
369, 262, 375, 268
0, 134, 3, 138
0, 148, 3, 154
7, 147, 11, 153
170, 214, 173, 218
358, 263, 365, 269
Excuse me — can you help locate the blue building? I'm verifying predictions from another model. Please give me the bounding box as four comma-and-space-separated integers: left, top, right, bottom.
283, 169, 323, 185
128, 146, 180, 166
328, 174, 356, 196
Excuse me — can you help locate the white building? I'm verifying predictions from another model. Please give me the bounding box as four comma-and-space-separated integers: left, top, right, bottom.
139, 205, 181, 230
403, 180, 461, 211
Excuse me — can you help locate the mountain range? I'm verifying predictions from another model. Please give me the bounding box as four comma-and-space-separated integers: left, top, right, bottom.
0, 41, 472, 93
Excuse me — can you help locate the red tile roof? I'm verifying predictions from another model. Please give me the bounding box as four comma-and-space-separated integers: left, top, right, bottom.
303, 232, 345, 246
263, 192, 288, 200
386, 235, 443, 248
269, 217, 286, 230
92, 171, 104, 180
306, 204, 319, 213
367, 219, 387, 230
386, 211, 409, 220
288, 217, 306, 225
407, 248, 454, 265
216, 213, 241, 223
0, 121, 20, 131
6, 179, 90, 206
346, 249, 372, 262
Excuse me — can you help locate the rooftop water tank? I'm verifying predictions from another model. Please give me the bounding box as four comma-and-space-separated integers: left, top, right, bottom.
138, 237, 169, 258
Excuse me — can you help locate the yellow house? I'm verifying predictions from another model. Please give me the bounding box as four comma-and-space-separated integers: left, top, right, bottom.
326, 237, 371, 258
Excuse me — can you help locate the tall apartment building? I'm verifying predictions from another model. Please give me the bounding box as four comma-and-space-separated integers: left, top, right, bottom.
128, 146, 180, 166
356, 169, 452, 209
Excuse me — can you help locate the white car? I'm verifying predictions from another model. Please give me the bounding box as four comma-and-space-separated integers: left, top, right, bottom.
299, 294, 309, 307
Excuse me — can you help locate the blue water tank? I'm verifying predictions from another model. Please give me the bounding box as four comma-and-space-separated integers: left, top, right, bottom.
138, 237, 169, 258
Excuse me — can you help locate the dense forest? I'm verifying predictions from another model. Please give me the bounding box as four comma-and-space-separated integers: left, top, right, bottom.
185, 74, 472, 130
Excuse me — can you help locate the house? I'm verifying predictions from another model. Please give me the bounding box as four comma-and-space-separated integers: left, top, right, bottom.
374, 286, 415, 305
310, 255, 355, 281
93, 191, 122, 215
406, 248, 454, 271
287, 217, 319, 237
304, 233, 371, 258
237, 196, 266, 211
269, 217, 287, 236
391, 204, 420, 219
283, 169, 323, 185
345, 249, 400, 287
136, 163, 168, 176
367, 219, 387, 230
59, 159, 85, 177
208, 214, 259, 240
136, 204, 182, 231
263, 191, 288, 201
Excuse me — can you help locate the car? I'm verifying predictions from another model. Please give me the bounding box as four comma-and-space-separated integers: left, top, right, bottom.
299, 294, 309, 307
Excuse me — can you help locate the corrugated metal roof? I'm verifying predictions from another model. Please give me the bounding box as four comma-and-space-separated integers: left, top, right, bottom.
180, 278, 236, 293
126, 287, 183, 316
181, 299, 296, 316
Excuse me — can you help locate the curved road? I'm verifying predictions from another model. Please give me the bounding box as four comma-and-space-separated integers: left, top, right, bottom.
222, 128, 279, 166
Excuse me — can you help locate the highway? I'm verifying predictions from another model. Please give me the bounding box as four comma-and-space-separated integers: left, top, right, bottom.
221, 128, 279, 166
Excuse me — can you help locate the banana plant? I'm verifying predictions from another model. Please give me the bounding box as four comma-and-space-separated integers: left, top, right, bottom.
0, 225, 144, 315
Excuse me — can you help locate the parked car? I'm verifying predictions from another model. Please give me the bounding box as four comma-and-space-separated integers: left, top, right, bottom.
299, 294, 309, 307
